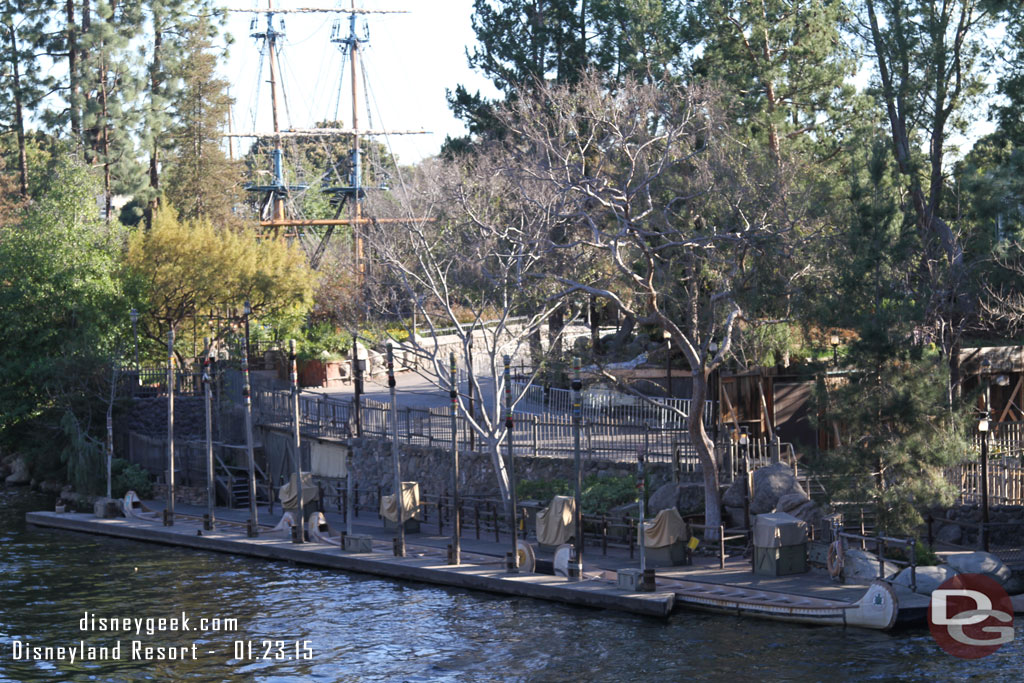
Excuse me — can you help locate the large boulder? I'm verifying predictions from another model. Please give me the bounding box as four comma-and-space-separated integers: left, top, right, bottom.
843, 549, 899, 582
647, 482, 704, 516
723, 462, 806, 515
773, 492, 824, 529
4, 456, 30, 486
941, 551, 1012, 586
892, 565, 959, 596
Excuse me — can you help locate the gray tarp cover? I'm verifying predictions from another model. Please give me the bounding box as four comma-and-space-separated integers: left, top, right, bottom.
640, 508, 688, 548
753, 511, 807, 547
537, 495, 575, 546
380, 481, 420, 522
278, 472, 319, 510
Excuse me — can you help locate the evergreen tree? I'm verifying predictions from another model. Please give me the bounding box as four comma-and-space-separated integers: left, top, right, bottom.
447, 0, 683, 149
0, 1, 53, 197
686, 0, 856, 165
78, 0, 146, 217
162, 13, 240, 224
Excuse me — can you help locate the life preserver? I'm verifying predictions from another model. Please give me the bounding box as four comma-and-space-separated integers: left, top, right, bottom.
827, 540, 844, 578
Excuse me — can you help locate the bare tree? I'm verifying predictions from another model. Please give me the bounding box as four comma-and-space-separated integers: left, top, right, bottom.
497, 75, 808, 535
362, 153, 579, 503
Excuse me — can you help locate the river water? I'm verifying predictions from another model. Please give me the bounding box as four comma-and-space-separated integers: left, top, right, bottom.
1, 489, 1020, 682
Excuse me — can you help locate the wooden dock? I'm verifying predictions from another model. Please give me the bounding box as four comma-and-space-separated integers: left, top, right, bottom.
25, 511, 675, 619
26, 505, 938, 629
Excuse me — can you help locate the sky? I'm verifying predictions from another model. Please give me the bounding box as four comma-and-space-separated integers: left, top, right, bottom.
221, 1, 501, 165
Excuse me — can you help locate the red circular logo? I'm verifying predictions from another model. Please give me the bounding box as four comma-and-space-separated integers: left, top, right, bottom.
928, 573, 1014, 659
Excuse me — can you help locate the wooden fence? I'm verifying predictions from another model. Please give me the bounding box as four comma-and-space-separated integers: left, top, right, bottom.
949, 457, 1024, 505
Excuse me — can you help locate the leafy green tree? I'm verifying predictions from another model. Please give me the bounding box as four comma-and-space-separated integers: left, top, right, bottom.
0, 158, 126, 486
124, 204, 317, 361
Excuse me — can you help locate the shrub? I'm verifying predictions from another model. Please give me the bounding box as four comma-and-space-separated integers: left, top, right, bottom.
111, 458, 153, 499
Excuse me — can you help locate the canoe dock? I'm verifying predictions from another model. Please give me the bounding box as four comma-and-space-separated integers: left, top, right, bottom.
27, 503, 931, 628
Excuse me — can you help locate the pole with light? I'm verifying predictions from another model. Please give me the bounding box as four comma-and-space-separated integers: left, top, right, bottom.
387, 343, 405, 557
449, 352, 461, 565
980, 358, 992, 552
504, 355, 519, 573
289, 338, 304, 544
165, 326, 175, 526
663, 330, 673, 397
570, 355, 583, 579
830, 333, 840, 366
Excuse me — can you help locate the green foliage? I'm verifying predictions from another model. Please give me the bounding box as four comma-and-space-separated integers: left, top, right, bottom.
0, 158, 124, 439
125, 204, 316, 355
296, 322, 353, 361
517, 478, 569, 503
813, 331, 969, 535
111, 458, 153, 500
162, 9, 241, 225
517, 475, 640, 515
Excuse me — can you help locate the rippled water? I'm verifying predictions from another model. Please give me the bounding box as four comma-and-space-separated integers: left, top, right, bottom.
1, 489, 1022, 682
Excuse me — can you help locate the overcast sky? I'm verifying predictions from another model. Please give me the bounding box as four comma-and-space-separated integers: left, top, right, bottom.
222, 1, 500, 164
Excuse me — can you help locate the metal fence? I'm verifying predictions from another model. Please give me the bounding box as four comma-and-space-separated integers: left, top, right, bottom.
118, 369, 204, 397
509, 379, 713, 427
253, 388, 698, 464
251, 388, 798, 476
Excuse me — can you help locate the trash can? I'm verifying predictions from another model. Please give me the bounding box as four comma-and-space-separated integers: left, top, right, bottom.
753, 512, 808, 576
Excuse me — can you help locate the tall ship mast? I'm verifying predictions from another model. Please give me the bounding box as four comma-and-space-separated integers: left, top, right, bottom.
228, 1, 429, 271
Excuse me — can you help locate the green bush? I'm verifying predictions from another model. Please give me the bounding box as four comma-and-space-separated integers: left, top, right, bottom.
516, 475, 642, 515
581, 475, 641, 515
517, 478, 569, 502
111, 458, 153, 499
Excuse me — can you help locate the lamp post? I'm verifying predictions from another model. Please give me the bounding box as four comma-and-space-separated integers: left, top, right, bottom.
449, 352, 461, 565
570, 355, 583, 579
387, 343, 405, 557
980, 358, 992, 551
663, 331, 673, 397
830, 333, 840, 366
504, 354, 518, 573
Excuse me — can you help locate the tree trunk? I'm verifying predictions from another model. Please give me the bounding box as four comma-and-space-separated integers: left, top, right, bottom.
4, 19, 28, 196
67, 0, 80, 139
147, 22, 163, 229
691, 366, 722, 538
487, 435, 511, 504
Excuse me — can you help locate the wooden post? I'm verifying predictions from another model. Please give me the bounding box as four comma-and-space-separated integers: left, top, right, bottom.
289, 339, 303, 543
165, 327, 175, 527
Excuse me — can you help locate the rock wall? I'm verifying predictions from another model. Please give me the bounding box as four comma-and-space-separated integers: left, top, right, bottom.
309, 435, 687, 509
929, 504, 1024, 548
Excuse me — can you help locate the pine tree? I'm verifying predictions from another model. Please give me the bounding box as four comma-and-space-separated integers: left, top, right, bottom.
686, 0, 856, 165
162, 14, 240, 224
0, 2, 53, 197
78, 0, 146, 218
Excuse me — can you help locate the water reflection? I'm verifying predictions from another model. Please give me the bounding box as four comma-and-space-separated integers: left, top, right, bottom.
1, 489, 1021, 682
